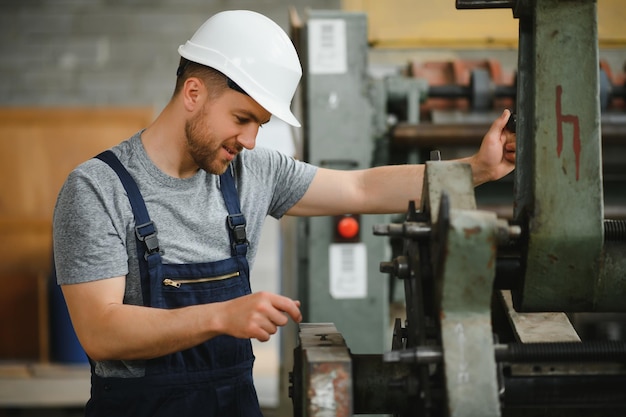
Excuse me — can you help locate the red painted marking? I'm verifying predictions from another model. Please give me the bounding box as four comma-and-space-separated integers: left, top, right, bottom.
555, 85, 581, 180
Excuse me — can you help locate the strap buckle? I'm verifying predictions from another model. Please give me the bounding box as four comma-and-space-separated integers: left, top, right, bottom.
227, 214, 248, 247
135, 221, 160, 257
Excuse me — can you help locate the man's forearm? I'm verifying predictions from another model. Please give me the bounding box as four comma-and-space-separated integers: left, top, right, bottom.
69, 297, 221, 361
358, 164, 425, 214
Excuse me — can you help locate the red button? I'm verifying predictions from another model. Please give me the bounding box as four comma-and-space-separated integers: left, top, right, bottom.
337, 216, 359, 239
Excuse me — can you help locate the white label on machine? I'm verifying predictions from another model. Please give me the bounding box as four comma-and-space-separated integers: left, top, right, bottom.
329, 243, 367, 299
308, 19, 347, 74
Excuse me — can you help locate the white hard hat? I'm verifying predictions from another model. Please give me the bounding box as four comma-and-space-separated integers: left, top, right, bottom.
178, 10, 302, 127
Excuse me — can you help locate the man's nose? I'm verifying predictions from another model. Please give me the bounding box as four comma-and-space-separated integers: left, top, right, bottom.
237, 125, 259, 150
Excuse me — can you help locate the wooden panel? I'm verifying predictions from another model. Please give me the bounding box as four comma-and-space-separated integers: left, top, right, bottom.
0, 107, 153, 273
342, 0, 626, 48
0, 107, 153, 360
0, 108, 154, 222
0, 272, 40, 359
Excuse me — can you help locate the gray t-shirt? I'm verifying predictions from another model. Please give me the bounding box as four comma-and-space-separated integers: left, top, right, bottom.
52, 131, 317, 377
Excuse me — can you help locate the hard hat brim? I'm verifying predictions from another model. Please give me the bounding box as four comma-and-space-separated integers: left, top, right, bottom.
179, 43, 301, 128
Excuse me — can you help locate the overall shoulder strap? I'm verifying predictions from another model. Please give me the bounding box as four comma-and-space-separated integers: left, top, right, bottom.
95, 150, 160, 255
219, 166, 248, 257
94, 150, 161, 306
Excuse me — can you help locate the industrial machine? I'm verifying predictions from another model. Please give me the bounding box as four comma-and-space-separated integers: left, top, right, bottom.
288, 1, 626, 416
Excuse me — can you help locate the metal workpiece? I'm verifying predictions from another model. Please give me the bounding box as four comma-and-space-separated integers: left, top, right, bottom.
293, 325, 428, 416
292, 324, 421, 416
292, 323, 353, 417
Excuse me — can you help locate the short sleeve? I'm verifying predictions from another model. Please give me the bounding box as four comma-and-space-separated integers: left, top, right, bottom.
52, 161, 132, 285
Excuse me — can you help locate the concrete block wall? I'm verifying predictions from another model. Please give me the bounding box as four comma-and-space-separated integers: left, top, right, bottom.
0, 0, 341, 111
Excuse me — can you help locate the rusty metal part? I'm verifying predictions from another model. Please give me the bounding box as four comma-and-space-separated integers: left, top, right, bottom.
292, 323, 352, 417
292, 324, 427, 416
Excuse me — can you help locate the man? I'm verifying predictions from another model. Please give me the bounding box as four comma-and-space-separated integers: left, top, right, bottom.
53, 10, 516, 417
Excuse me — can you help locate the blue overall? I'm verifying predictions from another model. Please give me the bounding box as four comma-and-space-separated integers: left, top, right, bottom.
85, 150, 263, 417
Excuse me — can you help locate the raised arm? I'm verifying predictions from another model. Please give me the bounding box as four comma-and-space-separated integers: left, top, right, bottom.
287, 109, 515, 217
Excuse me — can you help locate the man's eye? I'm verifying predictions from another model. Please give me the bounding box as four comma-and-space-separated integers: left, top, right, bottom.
235, 116, 249, 124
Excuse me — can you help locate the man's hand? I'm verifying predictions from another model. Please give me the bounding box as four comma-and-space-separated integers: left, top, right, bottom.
468, 109, 517, 186
216, 292, 302, 342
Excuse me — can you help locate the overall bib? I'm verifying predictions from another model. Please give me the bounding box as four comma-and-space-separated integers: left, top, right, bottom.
86, 151, 262, 417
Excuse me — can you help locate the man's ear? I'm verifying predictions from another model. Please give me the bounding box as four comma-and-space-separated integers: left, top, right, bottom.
182, 77, 204, 112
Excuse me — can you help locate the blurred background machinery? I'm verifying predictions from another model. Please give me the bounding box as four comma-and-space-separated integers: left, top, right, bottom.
287, 1, 626, 416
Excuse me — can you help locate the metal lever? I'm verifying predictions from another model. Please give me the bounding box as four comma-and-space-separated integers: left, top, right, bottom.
456, 0, 516, 9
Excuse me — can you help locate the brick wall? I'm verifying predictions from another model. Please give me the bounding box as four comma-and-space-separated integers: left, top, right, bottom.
0, 0, 340, 111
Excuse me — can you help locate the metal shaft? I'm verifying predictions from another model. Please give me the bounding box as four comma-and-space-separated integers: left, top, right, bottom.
384, 341, 626, 364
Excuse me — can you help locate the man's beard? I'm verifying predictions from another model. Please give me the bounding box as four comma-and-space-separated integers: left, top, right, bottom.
184, 108, 236, 175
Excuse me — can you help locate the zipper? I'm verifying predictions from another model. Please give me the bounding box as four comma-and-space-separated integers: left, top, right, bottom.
163, 271, 240, 288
